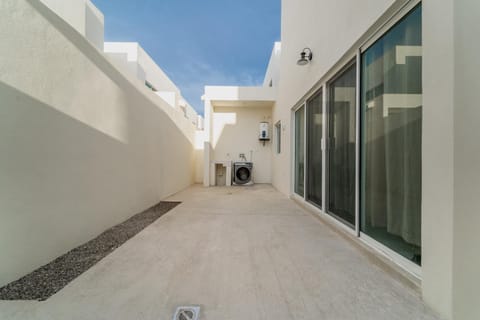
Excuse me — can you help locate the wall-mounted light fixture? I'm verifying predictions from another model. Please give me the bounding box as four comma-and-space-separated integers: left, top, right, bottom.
297, 48, 313, 66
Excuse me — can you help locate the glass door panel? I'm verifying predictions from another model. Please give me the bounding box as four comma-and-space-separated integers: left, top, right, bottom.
294, 106, 305, 197
327, 63, 357, 226
360, 5, 422, 265
306, 90, 323, 207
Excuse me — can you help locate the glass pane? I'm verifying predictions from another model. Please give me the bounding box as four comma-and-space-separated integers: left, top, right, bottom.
328, 63, 356, 226
294, 107, 305, 196
306, 91, 323, 207
361, 5, 422, 265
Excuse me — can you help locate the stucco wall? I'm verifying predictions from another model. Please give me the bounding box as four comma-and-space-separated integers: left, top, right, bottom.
423, 2, 480, 318
85, 0, 104, 50
452, 1, 480, 319
104, 43, 178, 95
263, 42, 281, 88
0, 0, 195, 286
40, 0, 104, 51
104, 42, 199, 125
212, 106, 272, 184
194, 130, 205, 184
276, 1, 477, 319
203, 86, 275, 186
137, 46, 181, 95
422, 0, 454, 318
274, 0, 395, 195
39, 0, 86, 35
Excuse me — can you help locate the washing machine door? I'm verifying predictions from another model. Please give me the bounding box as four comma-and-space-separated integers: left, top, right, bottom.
235, 166, 251, 184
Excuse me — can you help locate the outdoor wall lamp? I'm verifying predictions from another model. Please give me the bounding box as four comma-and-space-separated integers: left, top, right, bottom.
297, 48, 313, 66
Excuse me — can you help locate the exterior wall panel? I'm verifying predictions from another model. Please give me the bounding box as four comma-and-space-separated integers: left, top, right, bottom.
0, 0, 196, 286
274, 0, 395, 195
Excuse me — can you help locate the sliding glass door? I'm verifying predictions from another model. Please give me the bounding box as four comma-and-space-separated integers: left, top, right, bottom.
291, 2, 422, 271
294, 106, 305, 197
360, 5, 422, 264
306, 91, 323, 208
327, 64, 357, 226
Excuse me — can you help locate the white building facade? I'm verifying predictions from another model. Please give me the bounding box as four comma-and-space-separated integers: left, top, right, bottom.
205, 1, 480, 319
274, 0, 480, 319
104, 42, 201, 127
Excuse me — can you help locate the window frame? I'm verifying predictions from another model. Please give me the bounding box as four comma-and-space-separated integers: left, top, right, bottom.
325, 59, 358, 229
275, 121, 282, 154
289, 0, 423, 281
359, 2, 423, 275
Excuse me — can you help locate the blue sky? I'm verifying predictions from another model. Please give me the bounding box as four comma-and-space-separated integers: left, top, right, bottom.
91, 0, 280, 115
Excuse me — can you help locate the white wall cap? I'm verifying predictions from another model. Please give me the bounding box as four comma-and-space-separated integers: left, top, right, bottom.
204, 86, 276, 103
104, 42, 139, 62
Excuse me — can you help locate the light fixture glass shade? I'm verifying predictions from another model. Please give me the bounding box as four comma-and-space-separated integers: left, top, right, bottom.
297, 49, 312, 66
297, 57, 309, 65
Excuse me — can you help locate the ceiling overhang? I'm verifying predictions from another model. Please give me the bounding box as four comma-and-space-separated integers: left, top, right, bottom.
204, 86, 276, 108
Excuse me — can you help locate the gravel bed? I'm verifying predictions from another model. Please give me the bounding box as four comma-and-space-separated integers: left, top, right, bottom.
0, 201, 180, 301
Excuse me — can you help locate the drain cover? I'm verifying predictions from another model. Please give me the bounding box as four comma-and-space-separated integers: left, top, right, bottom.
173, 306, 200, 320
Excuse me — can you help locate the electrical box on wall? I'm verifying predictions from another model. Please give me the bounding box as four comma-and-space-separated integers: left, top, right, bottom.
259, 122, 270, 141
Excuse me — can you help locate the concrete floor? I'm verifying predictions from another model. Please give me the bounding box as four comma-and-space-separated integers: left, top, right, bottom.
0, 184, 440, 320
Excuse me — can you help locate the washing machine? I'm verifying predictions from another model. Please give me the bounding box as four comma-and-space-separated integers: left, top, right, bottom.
233, 162, 253, 185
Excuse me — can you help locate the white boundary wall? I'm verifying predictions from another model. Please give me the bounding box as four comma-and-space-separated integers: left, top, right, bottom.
0, 0, 196, 286
104, 42, 200, 126
40, 0, 104, 50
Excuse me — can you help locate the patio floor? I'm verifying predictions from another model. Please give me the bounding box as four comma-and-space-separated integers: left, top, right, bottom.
0, 184, 440, 320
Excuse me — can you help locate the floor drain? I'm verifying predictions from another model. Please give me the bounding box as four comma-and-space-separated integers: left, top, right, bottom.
173, 306, 200, 320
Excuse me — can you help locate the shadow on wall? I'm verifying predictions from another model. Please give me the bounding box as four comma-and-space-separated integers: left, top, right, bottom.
0, 0, 198, 287
0, 79, 194, 286
211, 107, 272, 183
14, 0, 195, 145
205, 86, 276, 102
212, 112, 237, 148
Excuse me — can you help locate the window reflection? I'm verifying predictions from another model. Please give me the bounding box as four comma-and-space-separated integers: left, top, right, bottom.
361, 5, 422, 265
295, 107, 305, 196
328, 63, 357, 226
